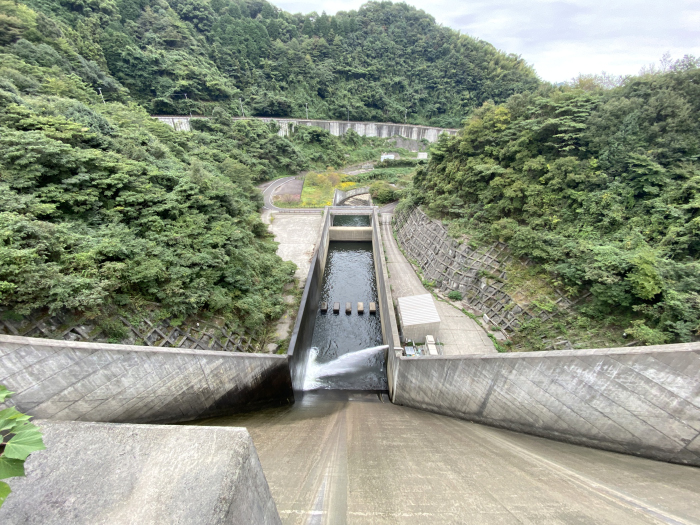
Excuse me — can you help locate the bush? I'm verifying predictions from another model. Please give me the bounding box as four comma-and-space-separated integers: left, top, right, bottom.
447, 290, 463, 301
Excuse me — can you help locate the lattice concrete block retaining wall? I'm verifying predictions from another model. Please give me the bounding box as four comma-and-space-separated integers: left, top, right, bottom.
393, 207, 575, 333
0, 335, 293, 424
391, 343, 700, 466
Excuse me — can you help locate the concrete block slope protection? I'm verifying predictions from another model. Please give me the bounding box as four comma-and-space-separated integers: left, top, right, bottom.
0, 420, 282, 525
391, 342, 700, 466
0, 335, 294, 424
154, 115, 458, 143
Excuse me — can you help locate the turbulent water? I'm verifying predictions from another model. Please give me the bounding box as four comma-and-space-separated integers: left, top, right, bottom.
332, 215, 371, 227
303, 345, 389, 391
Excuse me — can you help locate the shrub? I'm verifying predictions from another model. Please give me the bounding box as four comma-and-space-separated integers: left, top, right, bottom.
447, 290, 463, 301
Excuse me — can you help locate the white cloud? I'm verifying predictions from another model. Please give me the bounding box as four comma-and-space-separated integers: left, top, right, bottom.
270, 0, 700, 82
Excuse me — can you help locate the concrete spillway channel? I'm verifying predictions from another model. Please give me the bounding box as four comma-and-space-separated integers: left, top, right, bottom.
197, 206, 700, 524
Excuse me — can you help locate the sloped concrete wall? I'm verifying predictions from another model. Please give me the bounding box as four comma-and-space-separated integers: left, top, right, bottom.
392, 343, 700, 466
0, 335, 293, 424
0, 421, 281, 525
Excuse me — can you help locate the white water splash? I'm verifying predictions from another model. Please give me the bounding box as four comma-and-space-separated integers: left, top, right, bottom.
303, 345, 389, 391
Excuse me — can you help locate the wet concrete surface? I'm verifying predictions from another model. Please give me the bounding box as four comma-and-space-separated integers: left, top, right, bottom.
197, 391, 700, 525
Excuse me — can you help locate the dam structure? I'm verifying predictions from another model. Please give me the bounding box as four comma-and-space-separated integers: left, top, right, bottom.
153, 115, 458, 143
0, 198, 698, 522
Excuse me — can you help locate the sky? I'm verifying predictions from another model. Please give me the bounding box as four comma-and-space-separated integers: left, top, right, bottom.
270, 0, 700, 83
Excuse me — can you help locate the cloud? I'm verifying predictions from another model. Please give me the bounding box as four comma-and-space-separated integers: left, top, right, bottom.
271, 0, 700, 82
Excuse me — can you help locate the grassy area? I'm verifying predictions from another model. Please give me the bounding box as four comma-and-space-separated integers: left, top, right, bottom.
274, 170, 359, 208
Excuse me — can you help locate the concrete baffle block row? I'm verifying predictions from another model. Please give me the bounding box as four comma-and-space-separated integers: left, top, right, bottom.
322, 302, 371, 315
0, 421, 282, 525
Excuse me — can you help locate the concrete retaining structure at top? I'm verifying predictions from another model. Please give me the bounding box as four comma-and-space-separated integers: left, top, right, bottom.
0, 335, 293, 424
153, 116, 458, 143
388, 334, 700, 466
333, 186, 371, 206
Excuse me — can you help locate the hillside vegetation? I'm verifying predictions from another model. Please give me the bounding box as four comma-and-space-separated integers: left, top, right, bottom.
0, 0, 404, 330
411, 66, 700, 346
5, 0, 538, 127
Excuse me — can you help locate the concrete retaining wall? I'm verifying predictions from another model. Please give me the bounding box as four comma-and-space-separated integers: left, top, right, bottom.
0, 335, 293, 424
394, 207, 576, 334
0, 420, 281, 524
154, 116, 458, 143
333, 186, 371, 206
287, 209, 332, 390
391, 343, 700, 466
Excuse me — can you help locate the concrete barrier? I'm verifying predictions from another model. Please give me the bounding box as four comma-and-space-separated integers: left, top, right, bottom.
0, 335, 293, 424
333, 186, 371, 206
391, 343, 700, 466
0, 421, 281, 524
329, 226, 373, 241
153, 116, 458, 143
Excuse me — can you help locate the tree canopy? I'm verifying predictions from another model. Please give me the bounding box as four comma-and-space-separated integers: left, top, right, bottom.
412, 67, 700, 345
4, 0, 539, 127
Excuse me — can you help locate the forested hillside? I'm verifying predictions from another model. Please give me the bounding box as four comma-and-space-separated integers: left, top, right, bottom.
412, 67, 700, 345
0, 0, 396, 332
3, 0, 538, 127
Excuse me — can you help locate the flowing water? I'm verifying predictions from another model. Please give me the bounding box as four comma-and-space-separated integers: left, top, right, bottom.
332, 214, 371, 226
305, 241, 386, 390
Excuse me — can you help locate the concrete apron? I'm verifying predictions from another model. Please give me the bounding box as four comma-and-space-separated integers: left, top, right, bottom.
196, 390, 700, 525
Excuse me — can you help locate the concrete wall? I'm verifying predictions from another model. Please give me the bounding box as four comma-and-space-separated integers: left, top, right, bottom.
391, 343, 700, 466
329, 226, 373, 241
333, 186, 371, 206
0, 420, 281, 524
374, 212, 403, 399
287, 209, 332, 390
154, 116, 458, 143
0, 335, 293, 424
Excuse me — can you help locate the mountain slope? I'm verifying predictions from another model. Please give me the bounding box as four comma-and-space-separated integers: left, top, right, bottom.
12, 0, 539, 126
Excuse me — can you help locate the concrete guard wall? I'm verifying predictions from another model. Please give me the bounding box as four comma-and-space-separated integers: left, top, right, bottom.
0, 421, 281, 524
391, 343, 700, 466
0, 335, 293, 424
154, 116, 458, 143
333, 186, 371, 206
